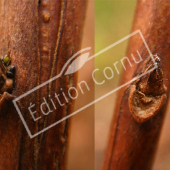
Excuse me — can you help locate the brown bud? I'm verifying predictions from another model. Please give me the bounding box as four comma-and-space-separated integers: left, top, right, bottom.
128, 55, 167, 123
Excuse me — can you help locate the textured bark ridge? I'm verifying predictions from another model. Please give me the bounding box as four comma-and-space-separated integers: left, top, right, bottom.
0, 0, 87, 169
103, 0, 170, 170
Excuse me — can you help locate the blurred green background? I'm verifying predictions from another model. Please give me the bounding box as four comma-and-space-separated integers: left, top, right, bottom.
95, 0, 136, 81
95, 1, 136, 170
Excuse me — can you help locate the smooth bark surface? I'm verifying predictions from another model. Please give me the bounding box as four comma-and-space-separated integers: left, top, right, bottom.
103, 0, 170, 170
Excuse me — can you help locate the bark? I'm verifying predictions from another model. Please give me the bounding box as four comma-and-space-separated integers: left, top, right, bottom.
0, 0, 87, 169
103, 0, 170, 170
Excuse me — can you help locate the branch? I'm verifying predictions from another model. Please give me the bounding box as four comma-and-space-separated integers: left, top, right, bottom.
103, 0, 170, 169
0, 0, 87, 169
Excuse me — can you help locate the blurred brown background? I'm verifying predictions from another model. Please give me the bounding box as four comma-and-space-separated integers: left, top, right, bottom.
67, 1, 94, 170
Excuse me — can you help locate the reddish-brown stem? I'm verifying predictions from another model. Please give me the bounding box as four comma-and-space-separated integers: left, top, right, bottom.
0, 0, 87, 169
103, 0, 170, 169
